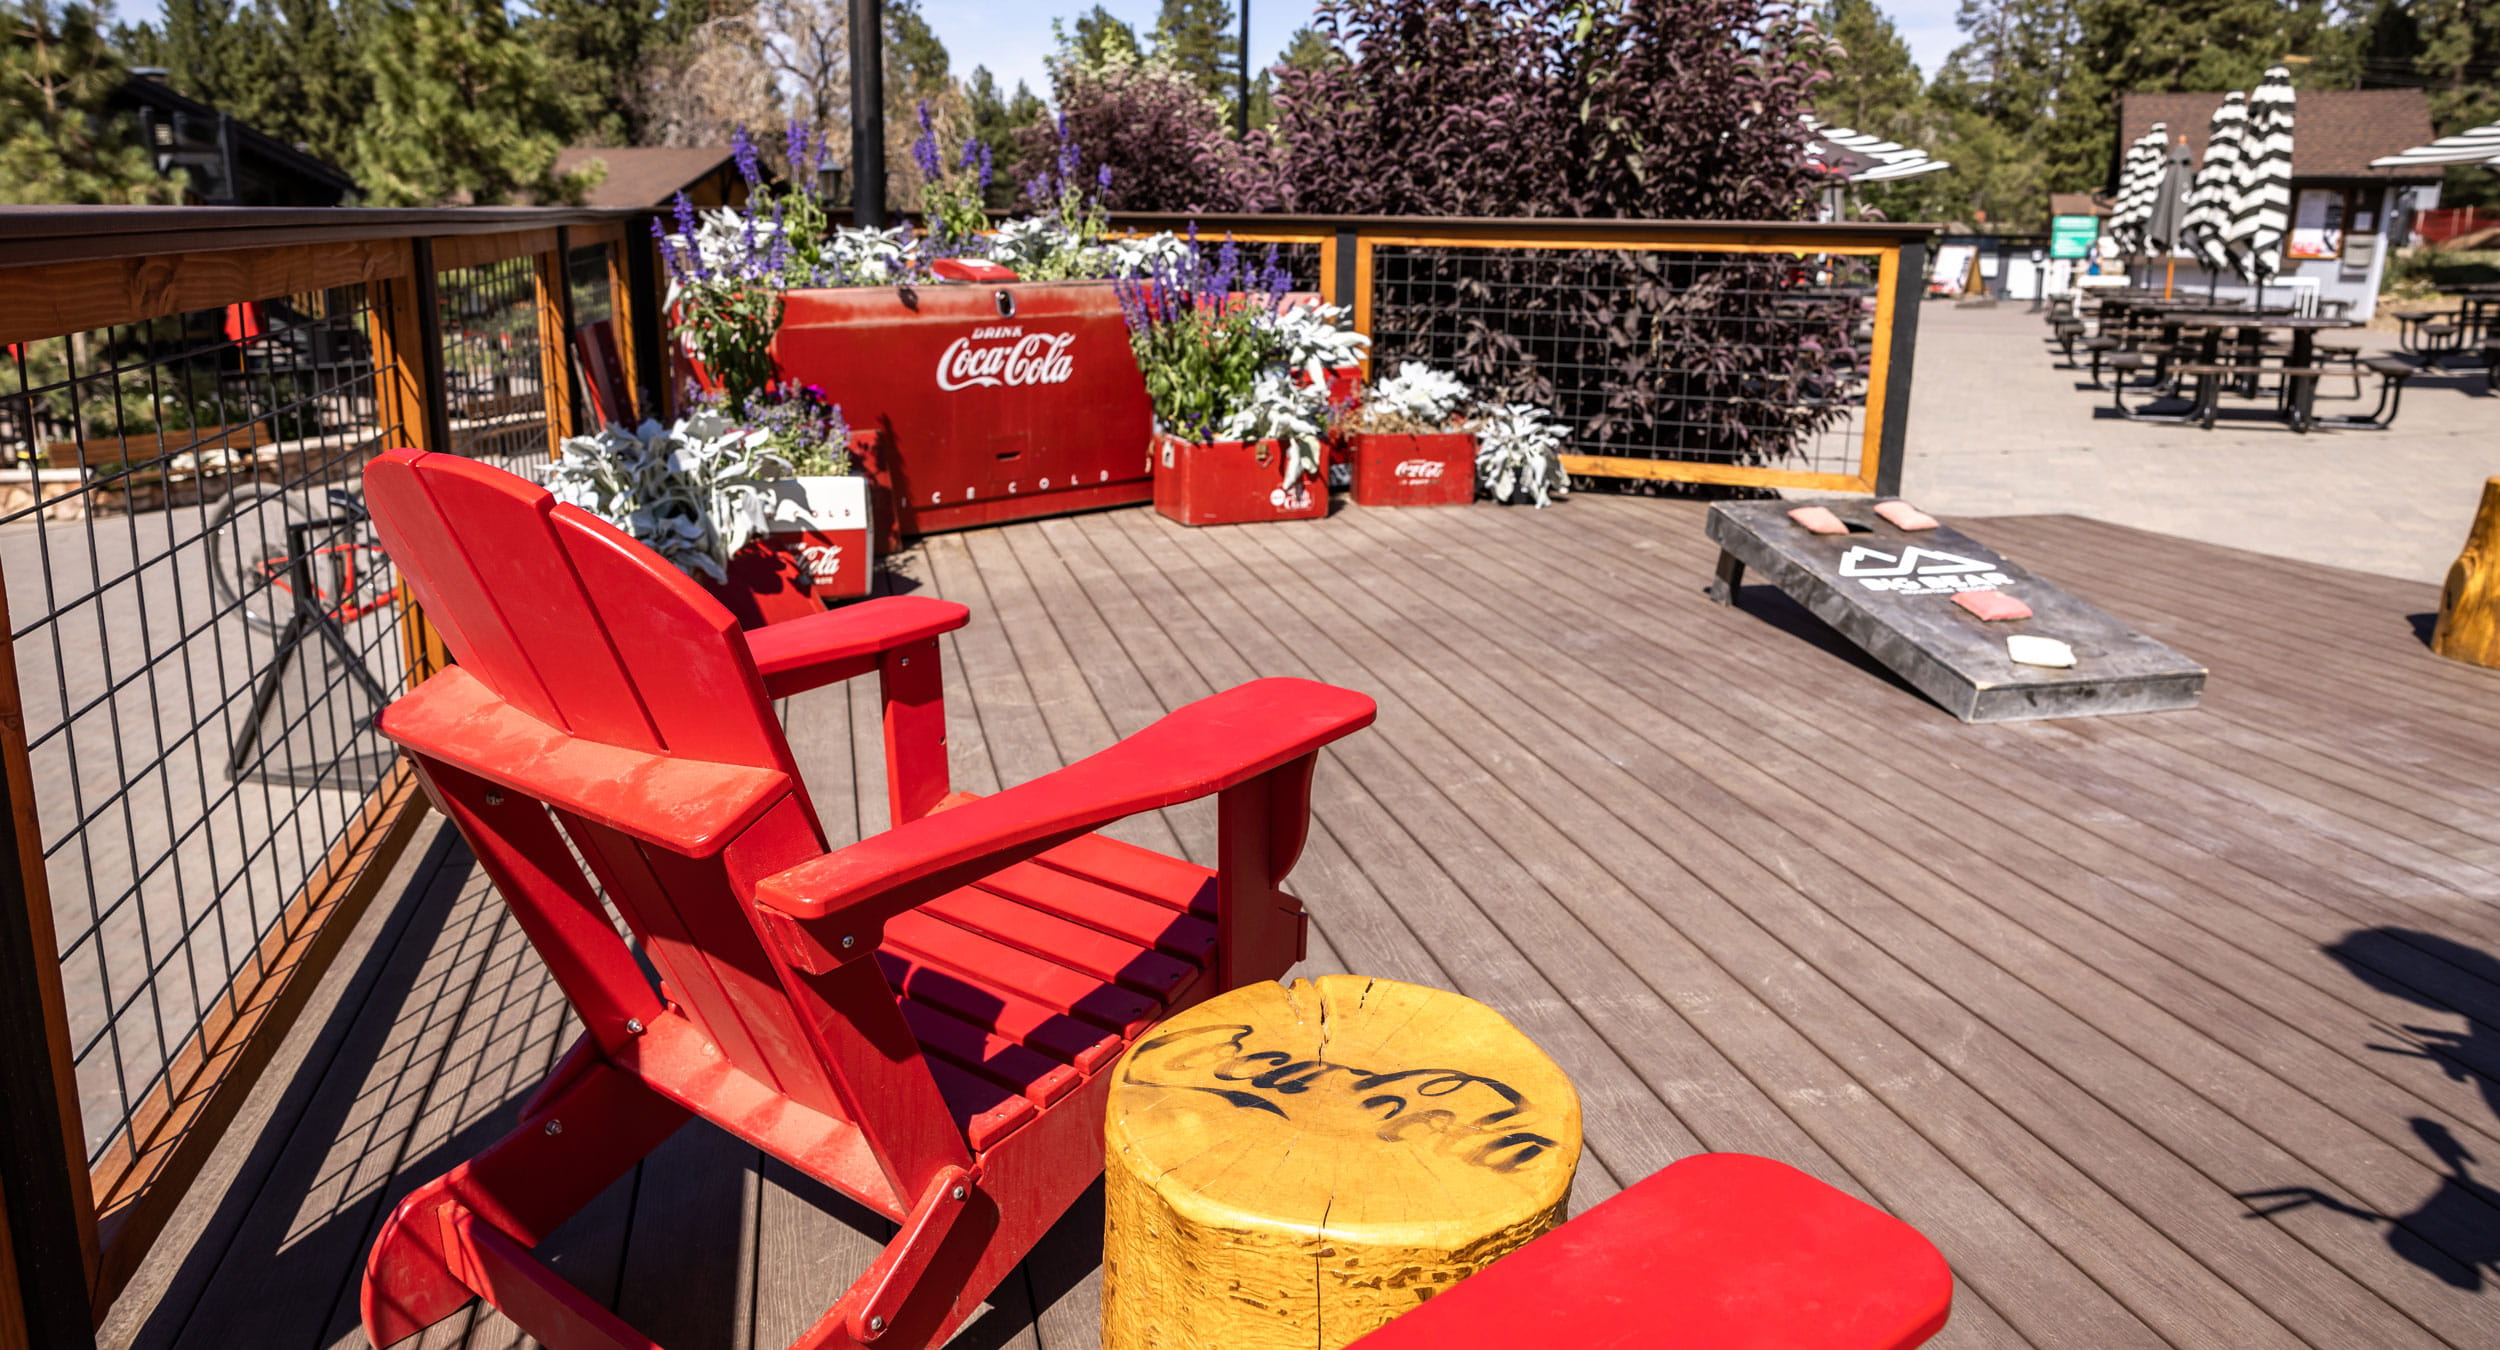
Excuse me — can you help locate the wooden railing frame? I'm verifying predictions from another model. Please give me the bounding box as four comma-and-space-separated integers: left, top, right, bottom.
0, 207, 653, 1337
0, 204, 1929, 1337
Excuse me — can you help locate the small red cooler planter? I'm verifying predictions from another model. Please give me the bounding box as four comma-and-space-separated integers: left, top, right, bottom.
1152, 433, 1330, 527
1350, 432, 1476, 507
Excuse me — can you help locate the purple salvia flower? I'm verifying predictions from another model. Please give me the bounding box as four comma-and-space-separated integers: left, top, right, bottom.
910, 101, 943, 181
732, 125, 761, 188
784, 121, 807, 179
1097, 163, 1113, 191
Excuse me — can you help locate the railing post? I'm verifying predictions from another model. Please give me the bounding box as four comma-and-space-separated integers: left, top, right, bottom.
535, 227, 579, 460
0, 584, 99, 1347
1872, 235, 1925, 497
622, 220, 667, 421
1330, 228, 1357, 313
407, 238, 453, 457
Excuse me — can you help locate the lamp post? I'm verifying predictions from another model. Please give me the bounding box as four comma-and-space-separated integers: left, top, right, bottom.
1235, 0, 1250, 140
850, 0, 885, 228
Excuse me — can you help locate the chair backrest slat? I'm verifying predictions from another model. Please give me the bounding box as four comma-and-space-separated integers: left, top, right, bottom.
366, 449, 847, 1123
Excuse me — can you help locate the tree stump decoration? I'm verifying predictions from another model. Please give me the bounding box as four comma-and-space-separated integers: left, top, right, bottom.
2434, 476, 2500, 669
1101, 976, 1582, 1350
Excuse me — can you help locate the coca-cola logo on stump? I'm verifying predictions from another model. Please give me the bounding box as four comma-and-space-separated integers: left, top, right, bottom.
936, 325, 1077, 391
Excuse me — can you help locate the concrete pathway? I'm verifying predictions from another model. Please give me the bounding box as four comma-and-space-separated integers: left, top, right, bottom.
1896, 300, 2497, 584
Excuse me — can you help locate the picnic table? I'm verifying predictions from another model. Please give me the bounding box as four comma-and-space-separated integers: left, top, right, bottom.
2117, 313, 2401, 431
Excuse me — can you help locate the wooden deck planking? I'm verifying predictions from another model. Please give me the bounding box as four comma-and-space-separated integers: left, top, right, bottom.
108, 497, 2500, 1350
1319, 501, 2462, 1343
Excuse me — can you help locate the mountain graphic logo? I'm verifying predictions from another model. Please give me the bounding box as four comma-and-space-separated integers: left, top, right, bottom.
1837, 545, 1994, 578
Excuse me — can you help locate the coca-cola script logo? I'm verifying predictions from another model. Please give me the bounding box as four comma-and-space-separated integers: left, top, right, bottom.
798, 543, 843, 581
1393, 459, 1446, 480
935, 325, 1076, 391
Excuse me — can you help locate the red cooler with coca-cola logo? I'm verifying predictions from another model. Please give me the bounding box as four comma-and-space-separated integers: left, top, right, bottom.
770, 282, 1154, 537
1350, 432, 1478, 507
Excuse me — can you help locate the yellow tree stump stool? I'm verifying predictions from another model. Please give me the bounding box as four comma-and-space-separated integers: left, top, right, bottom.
2433, 476, 2500, 668
1102, 976, 1582, 1350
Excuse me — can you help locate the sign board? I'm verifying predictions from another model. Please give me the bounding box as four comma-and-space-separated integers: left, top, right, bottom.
2050, 215, 2100, 260
1704, 501, 2205, 722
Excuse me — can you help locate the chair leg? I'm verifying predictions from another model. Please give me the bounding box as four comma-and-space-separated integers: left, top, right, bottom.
362, 1043, 692, 1347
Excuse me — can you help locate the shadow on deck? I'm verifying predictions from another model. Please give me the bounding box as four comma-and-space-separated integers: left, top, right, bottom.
103, 496, 2500, 1349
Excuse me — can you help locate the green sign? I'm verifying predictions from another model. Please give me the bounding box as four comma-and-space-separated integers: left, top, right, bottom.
2050, 215, 2100, 260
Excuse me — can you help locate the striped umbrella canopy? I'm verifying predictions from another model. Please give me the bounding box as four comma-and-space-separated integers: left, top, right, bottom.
2108, 125, 2169, 254
1800, 115, 1953, 183
2226, 66, 2297, 284
2180, 93, 2249, 271
2371, 121, 2500, 169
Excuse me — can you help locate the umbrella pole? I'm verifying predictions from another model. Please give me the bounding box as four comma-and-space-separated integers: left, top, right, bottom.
2164, 255, 2177, 300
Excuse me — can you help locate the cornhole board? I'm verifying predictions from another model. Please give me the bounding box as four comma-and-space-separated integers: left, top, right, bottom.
1704, 500, 2205, 722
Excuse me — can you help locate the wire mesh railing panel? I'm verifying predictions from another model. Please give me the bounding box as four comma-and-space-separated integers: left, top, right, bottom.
437, 253, 554, 469
0, 286, 412, 1165
1367, 244, 1880, 478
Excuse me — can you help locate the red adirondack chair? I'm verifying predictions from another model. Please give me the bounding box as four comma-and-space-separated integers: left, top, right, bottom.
355, 448, 1377, 1350
1348, 1154, 1953, 1350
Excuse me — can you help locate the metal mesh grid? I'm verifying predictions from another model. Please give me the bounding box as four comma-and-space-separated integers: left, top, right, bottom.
0, 286, 412, 1162
1368, 244, 1879, 476
437, 253, 554, 469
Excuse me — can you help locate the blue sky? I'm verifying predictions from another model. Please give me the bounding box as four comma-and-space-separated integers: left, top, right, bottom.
113, 0, 1971, 104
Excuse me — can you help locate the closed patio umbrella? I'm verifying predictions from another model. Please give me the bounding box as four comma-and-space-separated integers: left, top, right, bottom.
2371, 121, 2500, 169
2226, 65, 2296, 294
2146, 134, 2195, 254
2109, 125, 2168, 256
2181, 93, 2249, 274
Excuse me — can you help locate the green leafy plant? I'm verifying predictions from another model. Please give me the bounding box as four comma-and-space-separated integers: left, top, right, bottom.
1113, 235, 1296, 445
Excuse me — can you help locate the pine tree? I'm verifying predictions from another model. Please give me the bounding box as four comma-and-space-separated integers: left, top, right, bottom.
1, 0, 176, 203
2056, 0, 2342, 192
528, 0, 690, 145
1054, 5, 1141, 72
1815, 0, 1924, 134
1150, 0, 1237, 101
353, 0, 594, 204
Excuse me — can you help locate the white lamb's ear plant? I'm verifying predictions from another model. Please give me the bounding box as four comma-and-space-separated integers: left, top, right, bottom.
1263, 302, 1372, 385
552, 412, 787, 584
1365, 361, 1471, 429
1099, 231, 1194, 278
1471, 403, 1572, 508
1213, 372, 1330, 492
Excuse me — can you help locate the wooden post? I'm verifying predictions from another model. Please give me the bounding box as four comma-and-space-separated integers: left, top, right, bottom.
533, 229, 578, 461
0, 583, 98, 1347
371, 241, 453, 685
1102, 977, 1580, 1350
2432, 476, 2500, 668
605, 238, 641, 423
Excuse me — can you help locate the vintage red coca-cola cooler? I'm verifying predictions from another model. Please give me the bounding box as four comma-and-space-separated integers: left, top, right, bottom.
770, 282, 1154, 537
1152, 433, 1330, 527
1349, 432, 1477, 507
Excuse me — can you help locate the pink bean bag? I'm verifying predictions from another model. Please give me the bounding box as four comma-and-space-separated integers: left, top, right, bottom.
1787, 505, 1848, 535
1955, 589, 2033, 621
1875, 500, 1938, 531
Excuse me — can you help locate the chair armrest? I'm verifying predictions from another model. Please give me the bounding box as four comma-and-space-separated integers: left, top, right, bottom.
1347, 1154, 1953, 1350
743, 596, 970, 700
754, 677, 1375, 929
379, 667, 791, 855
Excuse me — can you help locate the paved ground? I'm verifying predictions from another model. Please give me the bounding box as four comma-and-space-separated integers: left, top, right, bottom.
1896, 300, 2498, 585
